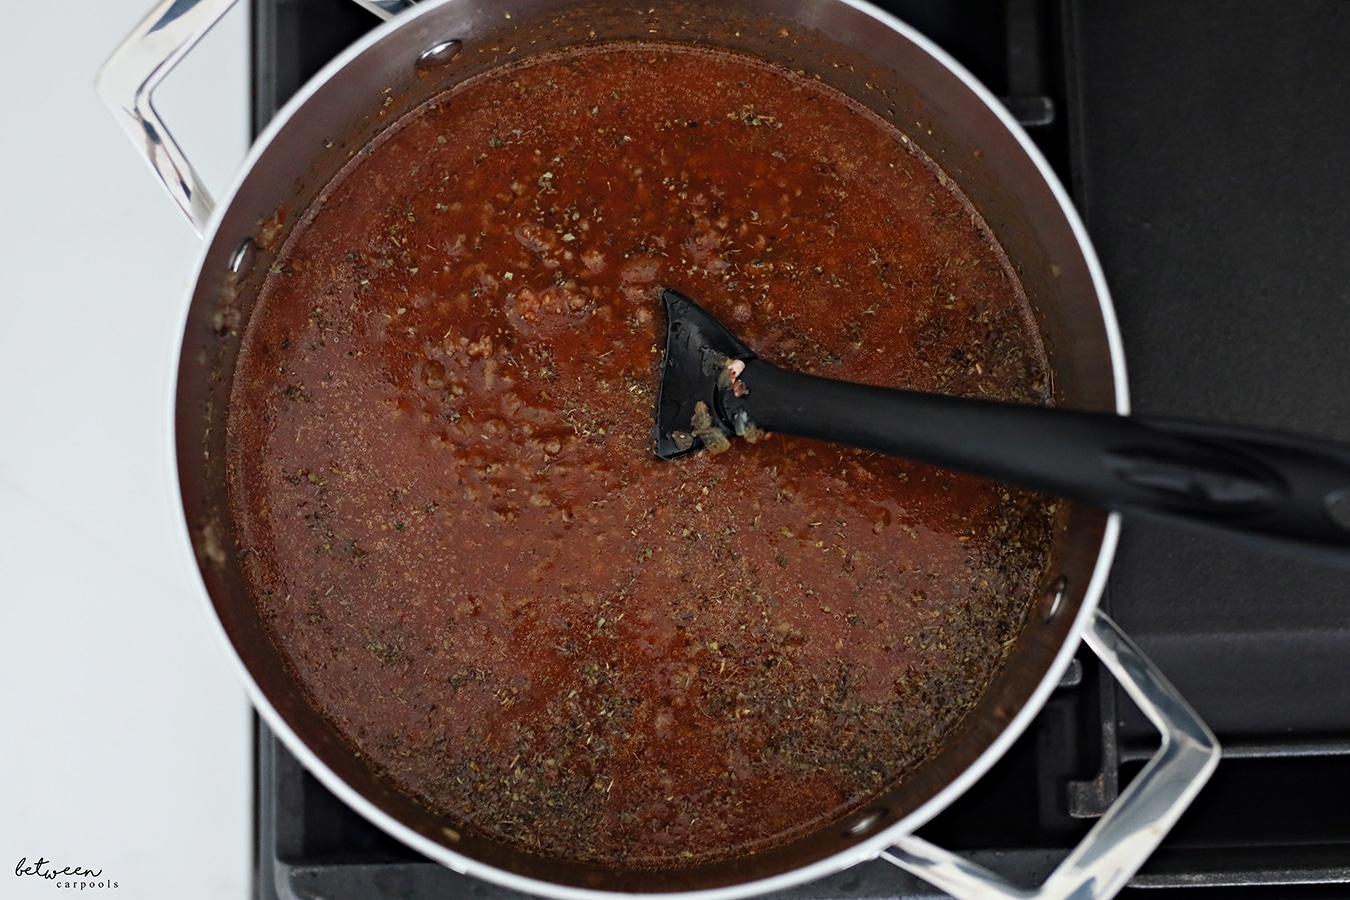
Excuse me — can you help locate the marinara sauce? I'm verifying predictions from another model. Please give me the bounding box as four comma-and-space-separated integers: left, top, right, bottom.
228, 42, 1056, 868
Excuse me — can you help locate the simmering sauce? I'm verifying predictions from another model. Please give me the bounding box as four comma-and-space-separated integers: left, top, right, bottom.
228, 42, 1055, 868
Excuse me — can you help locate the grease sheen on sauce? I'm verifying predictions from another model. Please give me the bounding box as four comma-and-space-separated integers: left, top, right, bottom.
227, 42, 1056, 868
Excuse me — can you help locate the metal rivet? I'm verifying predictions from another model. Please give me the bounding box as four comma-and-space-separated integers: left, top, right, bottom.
1041, 575, 1067, 622
844, 808, 887, 836
416, 39, 463, 71
227, 238, 256, 278
1325, 489, 1350, 532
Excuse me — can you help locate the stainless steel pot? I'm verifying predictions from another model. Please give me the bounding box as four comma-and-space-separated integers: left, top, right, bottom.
97, 1, 1219, 897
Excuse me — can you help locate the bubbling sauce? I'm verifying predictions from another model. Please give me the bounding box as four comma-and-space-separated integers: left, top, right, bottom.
227, 42, 1056, 868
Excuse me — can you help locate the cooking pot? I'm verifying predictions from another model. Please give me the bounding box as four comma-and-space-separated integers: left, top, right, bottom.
97, 1, 1219, 897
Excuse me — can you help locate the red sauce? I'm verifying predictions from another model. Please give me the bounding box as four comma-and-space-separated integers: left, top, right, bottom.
227, 42, 1055, 868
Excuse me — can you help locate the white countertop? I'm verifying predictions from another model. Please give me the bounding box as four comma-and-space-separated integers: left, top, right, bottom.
1, 3, 253, 897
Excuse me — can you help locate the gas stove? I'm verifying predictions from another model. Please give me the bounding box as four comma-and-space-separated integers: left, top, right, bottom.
250, 1, 1350, 897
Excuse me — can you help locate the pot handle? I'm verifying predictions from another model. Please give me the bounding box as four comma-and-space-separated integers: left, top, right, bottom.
880, 609, 1219, 900
95, 0, 419, 236
96, 0, 244, 236
351, 0, 418, 18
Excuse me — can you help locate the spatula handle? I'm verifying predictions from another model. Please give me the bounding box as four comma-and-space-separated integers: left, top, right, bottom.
731, 358, 1350, 564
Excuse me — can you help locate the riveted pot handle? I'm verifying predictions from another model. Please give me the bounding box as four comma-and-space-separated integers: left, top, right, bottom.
96, 0, 245, 235
96, 0, 419, 236
880, 609, 1219, 900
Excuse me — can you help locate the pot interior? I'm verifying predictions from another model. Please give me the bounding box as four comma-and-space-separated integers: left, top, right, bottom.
178, 0, 1119, 892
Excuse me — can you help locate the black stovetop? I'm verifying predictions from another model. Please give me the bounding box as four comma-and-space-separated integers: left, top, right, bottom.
250, 2, 1350, 897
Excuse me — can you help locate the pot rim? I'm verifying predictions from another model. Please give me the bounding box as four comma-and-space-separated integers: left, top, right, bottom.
175, 0, 1131, 895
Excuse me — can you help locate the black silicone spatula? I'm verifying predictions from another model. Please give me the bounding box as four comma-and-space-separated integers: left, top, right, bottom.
653, 287, 1350, 565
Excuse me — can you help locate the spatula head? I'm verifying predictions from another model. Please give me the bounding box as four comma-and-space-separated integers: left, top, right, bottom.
653, 288, 757, 459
